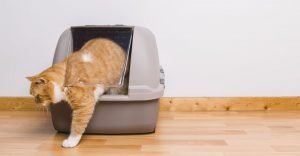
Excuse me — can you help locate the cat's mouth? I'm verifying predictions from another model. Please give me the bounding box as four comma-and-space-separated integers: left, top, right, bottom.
34, 95, 51, 107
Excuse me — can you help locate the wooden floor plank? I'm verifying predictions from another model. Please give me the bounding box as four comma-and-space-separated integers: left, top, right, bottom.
0, 111, 300, 155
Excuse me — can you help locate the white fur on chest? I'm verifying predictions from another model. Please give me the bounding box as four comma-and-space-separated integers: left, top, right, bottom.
82, 52, 93, 62
52, 82, 65, 103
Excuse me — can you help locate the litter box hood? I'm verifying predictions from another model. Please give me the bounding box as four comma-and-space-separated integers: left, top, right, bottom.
53, 25, 165, 101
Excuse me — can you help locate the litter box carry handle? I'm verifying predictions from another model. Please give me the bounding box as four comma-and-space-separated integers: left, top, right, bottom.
160, 66, 165, 88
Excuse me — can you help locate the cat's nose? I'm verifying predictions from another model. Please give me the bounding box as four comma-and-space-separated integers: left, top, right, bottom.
35, 95, 41, 103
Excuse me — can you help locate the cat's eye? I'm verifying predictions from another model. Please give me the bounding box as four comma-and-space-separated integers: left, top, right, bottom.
35, 81, 43, 85
34, 79, 46, 85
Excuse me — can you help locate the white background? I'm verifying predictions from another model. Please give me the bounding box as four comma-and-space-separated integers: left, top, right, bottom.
1, 0, 300, 97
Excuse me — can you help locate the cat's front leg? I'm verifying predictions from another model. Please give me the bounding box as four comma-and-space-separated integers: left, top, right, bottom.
62, 86, 101, 148
62, 103, 96, 148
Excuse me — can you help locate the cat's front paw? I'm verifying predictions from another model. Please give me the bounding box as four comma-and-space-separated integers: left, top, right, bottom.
62, 138, 80, 148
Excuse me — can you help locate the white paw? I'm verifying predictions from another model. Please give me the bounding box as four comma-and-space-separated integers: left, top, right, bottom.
62, 135, 81, 148
62, 139, 78, 148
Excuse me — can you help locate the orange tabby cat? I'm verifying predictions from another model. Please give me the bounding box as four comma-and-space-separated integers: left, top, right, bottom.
27, 38, 125, 148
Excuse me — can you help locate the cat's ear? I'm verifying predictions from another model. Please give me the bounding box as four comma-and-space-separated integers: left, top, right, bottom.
26, 76, 48, 84
34, 77, 48, 85
26, 76, 37, 81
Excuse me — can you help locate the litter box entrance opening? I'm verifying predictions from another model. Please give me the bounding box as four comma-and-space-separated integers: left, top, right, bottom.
66, 26, 133, 95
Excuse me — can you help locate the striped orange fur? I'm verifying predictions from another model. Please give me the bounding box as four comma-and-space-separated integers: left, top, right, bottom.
26, 38, 125, 147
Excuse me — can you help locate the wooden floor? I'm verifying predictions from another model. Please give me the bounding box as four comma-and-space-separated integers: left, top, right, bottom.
1, 111, 300, 156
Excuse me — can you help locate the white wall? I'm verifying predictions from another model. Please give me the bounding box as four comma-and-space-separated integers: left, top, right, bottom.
1, 0, 300, 97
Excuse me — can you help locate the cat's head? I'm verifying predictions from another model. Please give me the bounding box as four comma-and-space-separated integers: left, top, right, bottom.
26, 75, 56, 106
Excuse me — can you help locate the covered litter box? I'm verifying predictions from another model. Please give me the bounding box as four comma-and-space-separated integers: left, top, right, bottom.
51, 25, 165, 134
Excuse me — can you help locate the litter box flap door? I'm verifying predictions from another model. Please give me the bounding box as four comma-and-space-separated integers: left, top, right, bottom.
64, 26, 133, 89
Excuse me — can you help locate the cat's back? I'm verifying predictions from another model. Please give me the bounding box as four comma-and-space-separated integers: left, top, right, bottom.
81, 38, 118, 49
81, 38, 125, 72
65, 38, 126, 87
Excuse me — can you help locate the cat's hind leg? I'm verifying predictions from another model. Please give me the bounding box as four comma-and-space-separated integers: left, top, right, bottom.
62, 85, 104, 148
